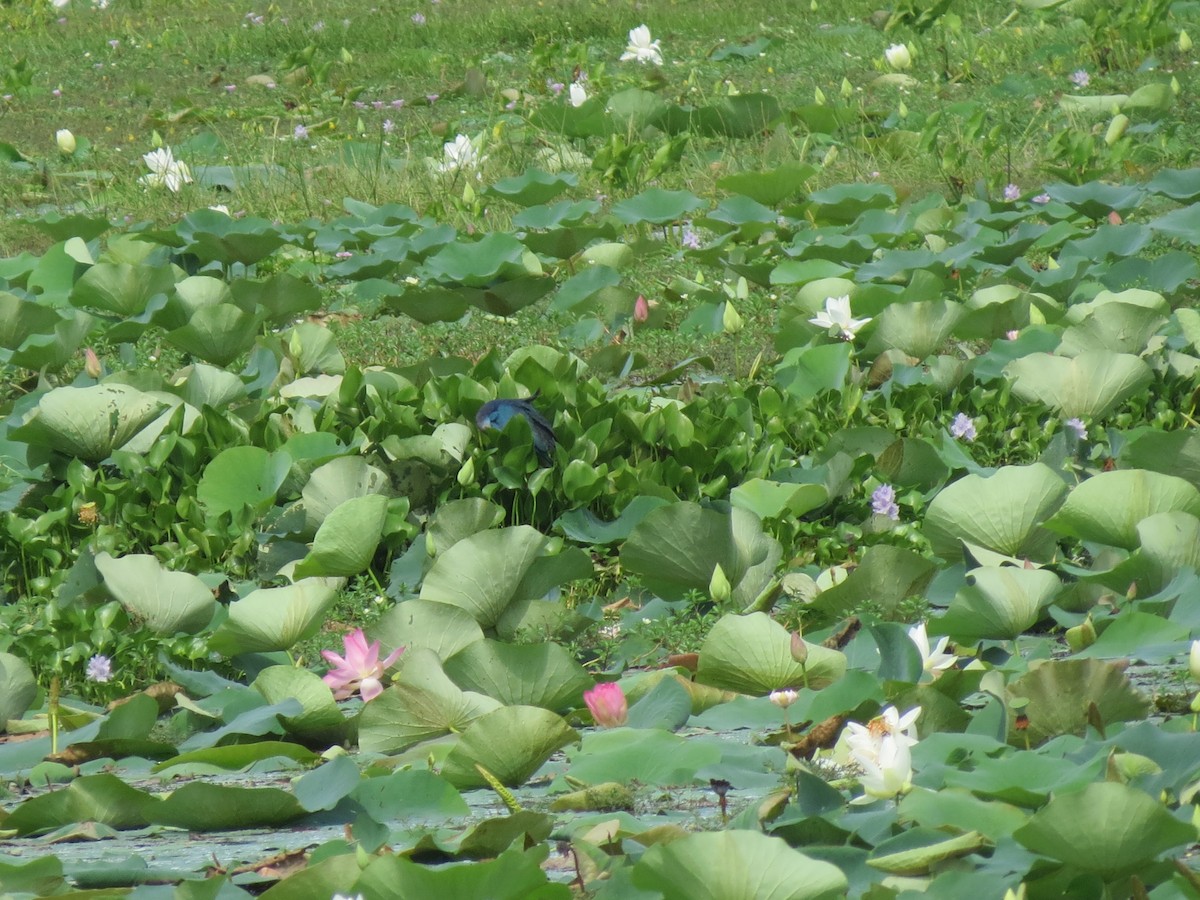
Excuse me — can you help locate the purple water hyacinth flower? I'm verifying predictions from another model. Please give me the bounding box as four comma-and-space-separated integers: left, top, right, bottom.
87, 654, 113, 683
1070, 69, 1090, 88
1065, 417, 1087, 440
950, 412, 976, 442
1003, 183, 1020, 201
872, 483, 899, 520
293, 123, 309, 140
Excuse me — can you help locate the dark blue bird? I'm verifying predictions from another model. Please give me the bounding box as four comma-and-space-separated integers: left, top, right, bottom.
475, 393, 557, 466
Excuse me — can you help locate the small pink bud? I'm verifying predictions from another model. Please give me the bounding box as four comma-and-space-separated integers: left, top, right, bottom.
84, 347, 102, 378
1108, 210, 1123, 225
790, 631, 808, 664
633, 294, 649, 323
584, 682, 628, 727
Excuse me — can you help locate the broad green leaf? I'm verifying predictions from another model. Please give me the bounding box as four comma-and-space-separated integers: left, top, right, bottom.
197, 445, 290, 517
152, 783, 306, 830
427, 498, 506, 554
611, 189, 706, 226
372, 599, 484, 661
1014, 782, 1195, 879
3, 774, 156, 834
924, 464, 1068, 563
1120, 428, 1200, 490
716, 163, 817, 206
621, 503, 781, 606
1047, 469, 1200, 550
350, 769, 470, 823
1005, 658, 1150, 746
421, 526, 570, 629
937, 566, 1061, 642
252, 665, 348, 745
169, 362, 246, 409
440, 705, 578, 789
486, 168, 577, 206
555, 495, 672, 545
299, 455, 391, 536
1004, 351, 1153, 419
696, 613, 846, 694
866, 829, 989, 876
207, 579, 338, 656
294, 493, 389, 578
357, 846, 569, 900
868, 299, 963, 359
94, 552, 216, 635
730, 479, 828, 520
166, 303, 261, 367
12, 384, 167, 462
632, 831, 847, 900
70, 261, 176, 318
358, 648, 501, 753
153, 741, 320, 774
566, 728, 723, 785
0, 652, 36, 731
813, 545, 938, 618
443, 640, 592, 711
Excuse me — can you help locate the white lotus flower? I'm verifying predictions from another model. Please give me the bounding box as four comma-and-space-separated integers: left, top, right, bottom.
437, 133, 485, 173
56, 129, 76, 154
568, 81, 588, 107
884, 43, 912, 71
621, 24, 663, 65
809, 294, 871, 340
852, 734, 913, 802
843, 705, 920, 762
908, 621, 955, 678
140, 146, 192, 193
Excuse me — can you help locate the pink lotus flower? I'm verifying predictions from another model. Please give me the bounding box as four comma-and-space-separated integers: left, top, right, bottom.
584, 682, 628, 727
633, 294, 649, 323
321, 628, 403, 702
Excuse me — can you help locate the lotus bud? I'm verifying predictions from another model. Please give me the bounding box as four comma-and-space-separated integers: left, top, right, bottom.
1104, 113, 1129, 146
1189, 640, 1200, 682
83, 347, 101, 379
840, 77, 853, 99
1181, 30, 1193, 52
790, 631, 808, 664
1065, 616, 1096, 653
770, 689, 797, 708
884, 43, 912, 71
722, 301, 744, 334
457, 456, 475, 486
814, 86, 826, 105
584, 682, 628, 728
1192, 692, 1200, 713
709, 563, 732, 604
1172, 75, 1181, 95
634, 294, 649, 322
898, 100, 908, 120
56, 128, 76, 155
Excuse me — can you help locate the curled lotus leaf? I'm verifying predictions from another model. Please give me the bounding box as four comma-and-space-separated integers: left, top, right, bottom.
12, 384, 167, 462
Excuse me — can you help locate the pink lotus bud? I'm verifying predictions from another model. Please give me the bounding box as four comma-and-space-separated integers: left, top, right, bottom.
633, 294, 649, 323
790, 631, 808, 664
84, 347, 102, 379
584, 681, 628, 727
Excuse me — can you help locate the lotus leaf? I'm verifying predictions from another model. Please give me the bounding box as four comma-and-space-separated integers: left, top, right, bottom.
924, 464, 1068, 563
621, 503, 781, 606
443, 640, 592, 711
197, 445, 290, 518
1013, 782, 1195, 879
812, 545, 938, 618
12, 384, 167, 462
1005, 658, 1149, 746
169, 363, 246, 410
427, 498, 506, 553
358, 647, 502, 753
165, 303, 261, 367
696, 613, 846, 694
867, 299, 964, 359
421, 525, 585, 629
440, 705, 578, 789
1047, 469, 1200, 550
0, 652, 36, 731
371, 599, 484, 661
632, 831, 847, 900
1004, 350, 1152, 418
252, 665, 348, 746
937, 566, 1061, 643
207, 578, 339, 656
69, 261, 177, 318
94, 552, 216, 635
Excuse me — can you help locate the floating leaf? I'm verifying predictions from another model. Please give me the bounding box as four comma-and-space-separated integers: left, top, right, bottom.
372, 599, 484, 661
0, 652, 36, 731
443, 640, 592, 711
1005, 658, 1149, 746
937, 566, 1061, 642
207, 579, 338, 656
197, 445, 290, 518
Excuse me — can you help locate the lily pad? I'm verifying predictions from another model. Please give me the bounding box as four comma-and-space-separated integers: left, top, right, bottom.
1005, 658, 1149, 746
696, 612, 846, 694
440, 705, 578, 789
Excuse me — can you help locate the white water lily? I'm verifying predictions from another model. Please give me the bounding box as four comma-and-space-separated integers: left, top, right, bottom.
908, 621, 955, 678
851, 734, 913, 802
884, 43, 912, 71
621, 24, 663, 65
809, 294, 871, 340
437, 133, 485, 173
140, 146, 192, 192
568, 81, 588, 107
55, 129, 76, 155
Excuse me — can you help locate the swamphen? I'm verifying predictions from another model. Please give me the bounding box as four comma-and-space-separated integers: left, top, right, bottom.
475, 393, 557, 466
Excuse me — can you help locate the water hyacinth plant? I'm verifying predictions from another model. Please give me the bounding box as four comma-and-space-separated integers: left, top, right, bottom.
2, 0, 1200, 894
